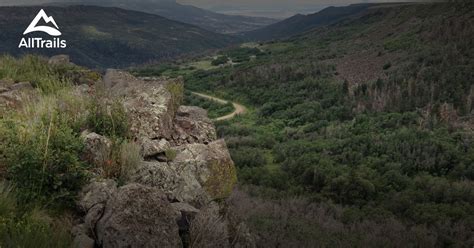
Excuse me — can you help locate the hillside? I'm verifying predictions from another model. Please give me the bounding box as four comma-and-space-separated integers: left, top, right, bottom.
136, 2, 474, 246
0, 54, 240, 247
41, 0, 277, 34
242, 3, 373, 41
0, 5, 237, 68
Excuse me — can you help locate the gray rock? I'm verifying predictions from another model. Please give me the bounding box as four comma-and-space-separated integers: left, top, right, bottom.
95, 184, 182, 248
84, 203, 105, 232
172, 106, 217, 145
73, 234, 95, 248
171, 202, 200, 231
71, 224, 95, 248
131, 160, 208, 204
171, 202, 199, 218
0, 87, 8, 94
140, 137, 171, 158
9, 82, 33, 91
102, 70, 183, 141
81, 131, 112, 167
0, 80, 37, 112
48, 55, 70, 65
73, 84, 90, 96
131, 139, 237, 204
73, 69, 239, 248
78, 179, 117, 211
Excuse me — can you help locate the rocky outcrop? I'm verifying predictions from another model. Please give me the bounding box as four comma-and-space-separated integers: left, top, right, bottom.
74, 70, 237, 247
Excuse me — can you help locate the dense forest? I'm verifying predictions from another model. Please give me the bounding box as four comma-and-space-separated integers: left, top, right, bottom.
137, 2, 474, 246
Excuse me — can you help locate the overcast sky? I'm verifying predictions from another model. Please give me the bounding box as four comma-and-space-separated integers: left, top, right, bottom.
179, 0, 410, 7
1, 0, 432, 18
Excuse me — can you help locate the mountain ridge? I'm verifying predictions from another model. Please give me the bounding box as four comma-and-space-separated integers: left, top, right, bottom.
0, 5, 238, 68
242, 3, 375, 41
43, 0, 278, 34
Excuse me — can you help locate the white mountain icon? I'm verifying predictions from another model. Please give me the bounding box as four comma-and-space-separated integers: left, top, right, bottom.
23, 9, 62, 36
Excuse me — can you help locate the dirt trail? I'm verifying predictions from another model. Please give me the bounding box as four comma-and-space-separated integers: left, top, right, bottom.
191, 92, 247, 121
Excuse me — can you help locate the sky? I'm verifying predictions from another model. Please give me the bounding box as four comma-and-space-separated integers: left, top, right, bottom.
1, 0, 431, 18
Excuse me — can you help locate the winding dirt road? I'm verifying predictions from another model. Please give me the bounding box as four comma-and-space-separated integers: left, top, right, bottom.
191, 92, 247, 121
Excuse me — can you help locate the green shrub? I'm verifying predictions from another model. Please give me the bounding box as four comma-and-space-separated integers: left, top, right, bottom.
1, 111, 88, 208
230, 147, 266, 168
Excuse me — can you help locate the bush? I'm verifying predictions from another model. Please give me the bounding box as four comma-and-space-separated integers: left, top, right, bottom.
1, 111, 88, 208
230, 147, 267, 168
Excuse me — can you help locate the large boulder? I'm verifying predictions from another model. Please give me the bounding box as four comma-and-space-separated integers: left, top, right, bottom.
96, 184, 182, 248
74, 179, 118, 247
76, 181, 182, 248
102, 70, 183, 142
131, 139, 237, 204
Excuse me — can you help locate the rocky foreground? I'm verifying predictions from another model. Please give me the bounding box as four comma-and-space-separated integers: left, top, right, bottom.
71, 69, 244, 247
0, 55, 254, 247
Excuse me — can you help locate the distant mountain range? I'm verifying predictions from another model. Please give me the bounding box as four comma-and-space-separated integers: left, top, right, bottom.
242, 4, 374, 41
42, 0, 278, 34
0, 6, 238, 68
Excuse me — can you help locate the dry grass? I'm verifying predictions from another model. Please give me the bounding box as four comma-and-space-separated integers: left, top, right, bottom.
119, 140, 142, 181
189, 205, 230, 248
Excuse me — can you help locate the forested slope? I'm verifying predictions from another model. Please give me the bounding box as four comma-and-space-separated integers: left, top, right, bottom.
176, 3, 474, 246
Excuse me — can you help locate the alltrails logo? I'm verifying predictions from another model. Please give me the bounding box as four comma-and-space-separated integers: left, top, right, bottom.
18, 9, 67, 49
